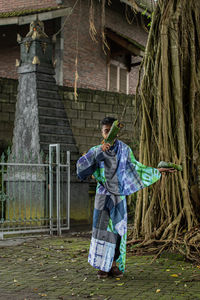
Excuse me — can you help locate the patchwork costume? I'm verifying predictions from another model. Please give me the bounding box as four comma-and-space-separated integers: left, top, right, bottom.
77, 140, 161, 273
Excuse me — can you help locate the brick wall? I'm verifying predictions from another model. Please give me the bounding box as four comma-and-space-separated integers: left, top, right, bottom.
0, 0, 57, 12
59, 86, 138, 155
0, 78, 139, 156
62, 0, 148, 94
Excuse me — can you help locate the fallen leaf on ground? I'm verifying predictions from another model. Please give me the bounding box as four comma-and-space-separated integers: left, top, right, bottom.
38, 293, 47, 297
171, 274, 179, 277
117, 283, 124, 286
17, 258, 23, 262
156, 289, 161, 293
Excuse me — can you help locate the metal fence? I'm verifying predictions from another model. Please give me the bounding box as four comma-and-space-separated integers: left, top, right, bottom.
0, 144, 70, 238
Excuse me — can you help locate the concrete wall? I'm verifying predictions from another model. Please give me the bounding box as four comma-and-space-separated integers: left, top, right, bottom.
59, 86, 137, 155
0, 78, 138, 155
0, 77, 139, 225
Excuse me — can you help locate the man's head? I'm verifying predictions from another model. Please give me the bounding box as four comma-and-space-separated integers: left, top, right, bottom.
101, 117, 116, 140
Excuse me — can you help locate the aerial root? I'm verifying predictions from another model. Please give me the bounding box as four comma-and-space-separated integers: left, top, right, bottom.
127, 225, 200, 265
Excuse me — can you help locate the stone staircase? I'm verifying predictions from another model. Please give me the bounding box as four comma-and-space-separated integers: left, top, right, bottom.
36, 71, 79, 175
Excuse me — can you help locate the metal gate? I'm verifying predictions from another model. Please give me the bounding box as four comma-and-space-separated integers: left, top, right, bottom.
0, 144, 70, 238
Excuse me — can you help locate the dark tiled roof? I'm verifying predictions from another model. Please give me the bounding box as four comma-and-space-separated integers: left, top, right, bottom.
106, 28, 145, 51
0, 6, 63, 18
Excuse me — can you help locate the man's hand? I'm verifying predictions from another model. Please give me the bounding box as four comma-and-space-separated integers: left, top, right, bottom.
101, 143, 111, 152
158, 168, 176, 173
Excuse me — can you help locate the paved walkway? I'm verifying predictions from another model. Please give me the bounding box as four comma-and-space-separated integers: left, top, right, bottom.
0, 232, 200, 300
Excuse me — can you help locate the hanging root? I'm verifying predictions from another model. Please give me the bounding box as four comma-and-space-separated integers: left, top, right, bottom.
128, 226, 200, 264
101, 0, 110, 54
89, 0, 98, 43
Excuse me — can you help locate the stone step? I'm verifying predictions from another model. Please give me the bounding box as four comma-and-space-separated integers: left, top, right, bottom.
39, 124, 72, 135
40, 133, 76, 145
36, 65, 55, 75
38, 107, 67, 118
39, 116, 70, 127
37, 89, 60, 100
38, 97, 64, 109
36, 73, 56, 83
37, 82, 58, 91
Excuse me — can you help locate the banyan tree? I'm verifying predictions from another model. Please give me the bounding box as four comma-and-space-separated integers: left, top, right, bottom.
130, 0, 200, 263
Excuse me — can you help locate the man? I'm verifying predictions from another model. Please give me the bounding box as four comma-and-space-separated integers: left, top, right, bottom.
77, 117, 174, 279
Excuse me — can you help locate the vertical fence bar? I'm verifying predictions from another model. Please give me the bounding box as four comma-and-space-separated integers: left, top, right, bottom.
67, 151, 70, 230
56, 144, 61, 236
40, 154, 43, 228
6, 161, 10, 225
0, 156, 4, 223
45, 154, 49, 226
49, 145, 53, 235
18, 152, 22, 222
60, 151, 64, 228
0, 153, 4, 237
13, 156, 16, 222
0, 144, 70, 236
6, 149, 10, 225
24, 152, 27, 223
30, 164, 33, 224
35, 158, 38, 222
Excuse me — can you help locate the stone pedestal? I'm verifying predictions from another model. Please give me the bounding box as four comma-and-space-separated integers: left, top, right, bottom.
7, 21, 56, 225
6, 20, 92, 227
5, 171, 46, 226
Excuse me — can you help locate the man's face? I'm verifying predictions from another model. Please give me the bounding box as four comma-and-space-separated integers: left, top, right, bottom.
101, 124, 112, 140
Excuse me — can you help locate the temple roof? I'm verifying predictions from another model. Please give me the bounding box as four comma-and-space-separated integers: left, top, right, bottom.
0, 6, 71, 25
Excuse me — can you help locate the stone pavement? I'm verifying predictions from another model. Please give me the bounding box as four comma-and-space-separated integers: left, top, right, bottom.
0, 232, 200, 300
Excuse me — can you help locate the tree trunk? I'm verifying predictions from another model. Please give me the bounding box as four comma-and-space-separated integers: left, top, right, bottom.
132, 0, 200, 262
